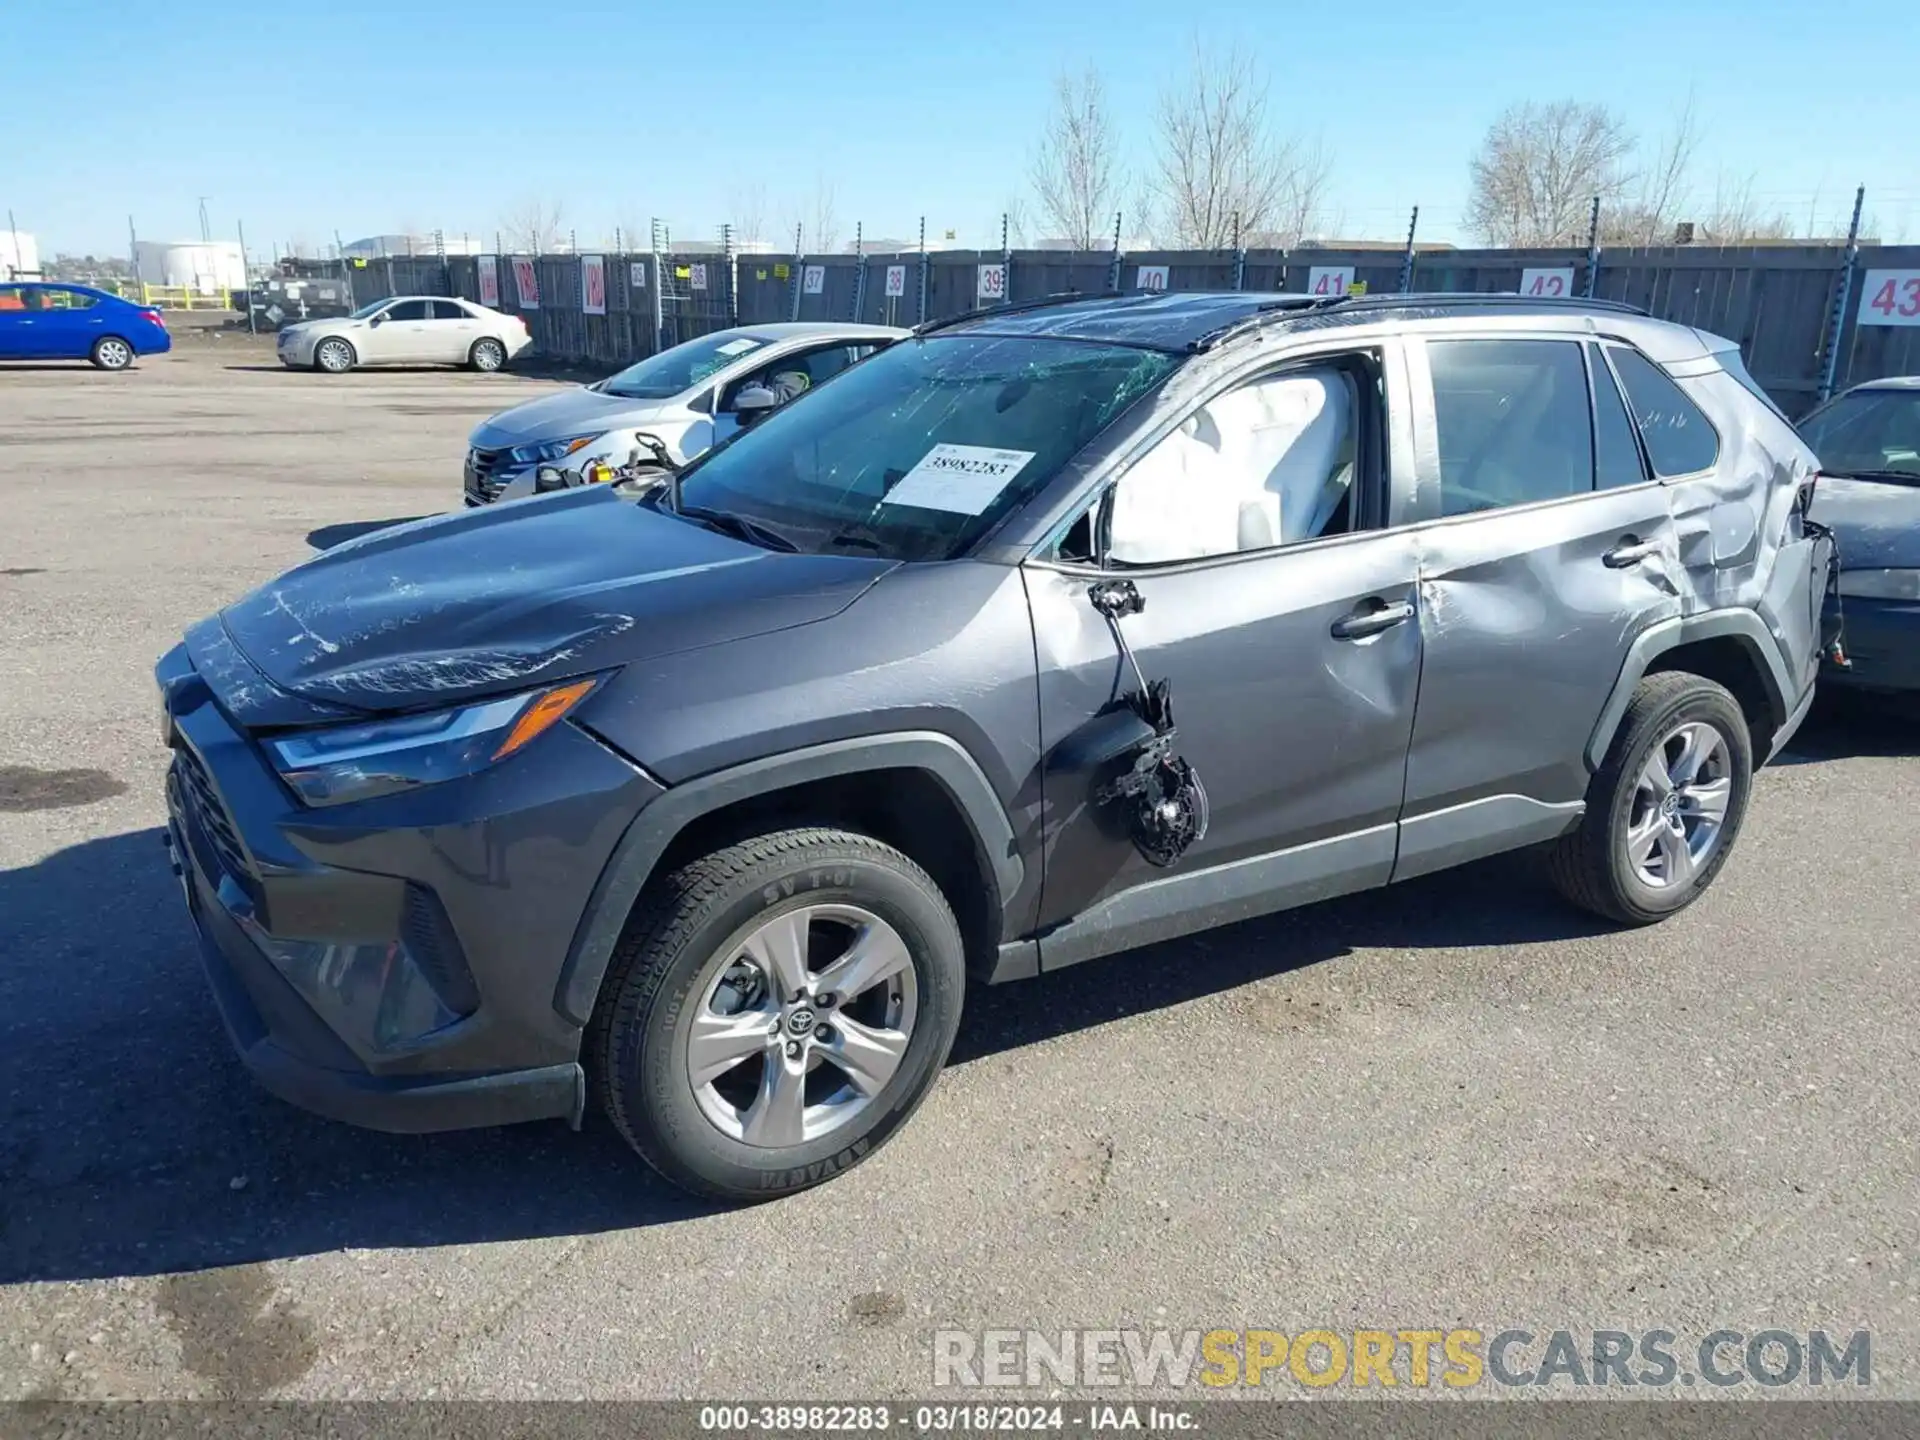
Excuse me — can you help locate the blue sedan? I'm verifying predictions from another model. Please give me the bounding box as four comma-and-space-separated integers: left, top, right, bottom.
0, 282, 172, 369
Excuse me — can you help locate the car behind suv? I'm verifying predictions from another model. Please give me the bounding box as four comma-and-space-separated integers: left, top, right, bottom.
159, 291, 1833, 1200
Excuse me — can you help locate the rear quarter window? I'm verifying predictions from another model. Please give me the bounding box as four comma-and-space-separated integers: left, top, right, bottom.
1604, 345, 1721, 477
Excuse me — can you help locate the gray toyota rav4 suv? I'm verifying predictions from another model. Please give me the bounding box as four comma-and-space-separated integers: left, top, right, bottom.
158, 291, 1834, 1199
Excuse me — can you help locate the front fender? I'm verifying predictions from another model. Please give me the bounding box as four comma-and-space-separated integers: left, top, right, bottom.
551, 731, 1023, 1027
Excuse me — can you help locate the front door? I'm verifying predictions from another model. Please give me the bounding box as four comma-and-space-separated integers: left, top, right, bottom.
1394, 334, 1678, 879
368, 298, 434, 363
1024, 352, 1425, 969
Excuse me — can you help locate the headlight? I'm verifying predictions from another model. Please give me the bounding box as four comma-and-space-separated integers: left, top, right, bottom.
1836, 568, 1920, 601
510, 434, 597, 465
266, 676, 602, 806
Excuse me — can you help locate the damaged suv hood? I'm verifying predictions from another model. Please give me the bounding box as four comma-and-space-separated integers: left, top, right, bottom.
219, 487, 892, 713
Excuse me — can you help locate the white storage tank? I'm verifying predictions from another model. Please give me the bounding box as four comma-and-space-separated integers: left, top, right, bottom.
134, 240, 246, 294
1, 229, 37, 279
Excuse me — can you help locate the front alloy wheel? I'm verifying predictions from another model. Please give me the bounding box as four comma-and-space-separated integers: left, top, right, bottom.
588, 827, 966, 1200
688, 904, 918, 1147
315, 338, 355, 373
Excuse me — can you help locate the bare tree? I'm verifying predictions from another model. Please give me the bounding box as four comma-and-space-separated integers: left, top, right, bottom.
501, 199, 565, 254
729, 183, 770, 245
779, 176, 841, 254
1696, 174, 1794, 243
1030, 66, 1121, 250
1147, 44, 1330, 249
1464, 101, 1635, 246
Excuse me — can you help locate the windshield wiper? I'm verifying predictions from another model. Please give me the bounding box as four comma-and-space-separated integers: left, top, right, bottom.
823, 528, 889, 554
675, 505, 799, 552
1824, 468, 1920, 487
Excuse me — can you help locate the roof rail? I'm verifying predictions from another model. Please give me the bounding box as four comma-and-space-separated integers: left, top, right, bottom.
913, 290, 1121, 337
1190, 290, 1650, 352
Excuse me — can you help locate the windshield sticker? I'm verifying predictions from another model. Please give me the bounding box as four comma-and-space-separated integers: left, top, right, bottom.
883, 444, 1037, 514
717, 338, 760, 356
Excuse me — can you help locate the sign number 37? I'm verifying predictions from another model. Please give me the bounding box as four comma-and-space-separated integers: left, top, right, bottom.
1859, 270, 1920, 327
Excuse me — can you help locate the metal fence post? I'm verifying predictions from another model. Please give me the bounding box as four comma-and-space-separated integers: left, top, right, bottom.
237, 219, 255, 332
1232, 213, 1246, 291
723, 224, 738, 326
1582, 196, 1602, 298
1398, 206, 1419, 293
916, 216, 928, 325
1107, 211, 1122, 293
789, 222, 805, 321
649, 218, 666, 355
851, 221, 866, 321
1001, 213, 1012, 305
1816, 185, 1867, 404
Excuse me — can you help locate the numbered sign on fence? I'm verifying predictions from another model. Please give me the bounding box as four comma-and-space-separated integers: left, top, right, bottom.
629, 261, 647, 289
976, 263, 1007, 303
1519, 267, 1575, 298
511, 256, 540, 310
1135, 265, 1170, 292
1306, 266, 1352, 297
581, 255, 607, 315
1858, 270, 1920, 326
477, 255, 499, 307
689, 263, 708, 292
803, 264, 826, 295
885, 264, 907, 298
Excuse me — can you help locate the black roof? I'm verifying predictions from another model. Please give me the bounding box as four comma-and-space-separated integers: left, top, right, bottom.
922, 290, 1646, 352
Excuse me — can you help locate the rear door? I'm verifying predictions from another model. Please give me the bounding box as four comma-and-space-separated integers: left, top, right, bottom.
1394, 333, 1678, 878
0, 286, 29, 358
41, 287, 105, 358
425, 298, 478, 363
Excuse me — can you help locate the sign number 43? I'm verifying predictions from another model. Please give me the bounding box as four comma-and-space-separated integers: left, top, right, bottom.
1859, 270, 1920, 326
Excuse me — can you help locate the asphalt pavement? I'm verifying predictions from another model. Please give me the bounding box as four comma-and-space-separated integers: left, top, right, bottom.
1, 340, 1914, 1401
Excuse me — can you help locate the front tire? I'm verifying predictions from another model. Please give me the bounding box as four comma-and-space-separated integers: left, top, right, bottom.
1549, 672, 1752, 925
587, 828, 966, 1200
90, 337, 134, 370
314, 337, 355, 374
469, 337, 507, 372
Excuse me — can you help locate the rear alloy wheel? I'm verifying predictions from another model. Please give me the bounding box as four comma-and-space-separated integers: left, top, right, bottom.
588, 828, 965, 1200
314, 338, 355, 374
90, 337, 134, 371
1549, 671, 1752, 924
469, 337, 507, 372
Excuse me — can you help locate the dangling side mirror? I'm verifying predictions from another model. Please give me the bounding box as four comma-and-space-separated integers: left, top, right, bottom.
731, 384, 781, 426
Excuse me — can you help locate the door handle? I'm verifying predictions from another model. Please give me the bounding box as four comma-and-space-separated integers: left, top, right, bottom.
1330, 598, 1415, 640
1604, 536, 1662, 568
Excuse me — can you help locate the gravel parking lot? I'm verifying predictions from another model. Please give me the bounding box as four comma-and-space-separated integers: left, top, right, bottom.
1, 340, 1915, 1402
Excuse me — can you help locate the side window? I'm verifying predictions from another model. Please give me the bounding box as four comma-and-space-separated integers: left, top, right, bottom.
384, 299, 431, 322
38, 288, 98, 310
430, 299, 469, 321
1107, 366, 1361, 566
724, 346, 848, 408
1589, 343, 1648, 490
1605, 344, 1720, 476
0, 286, 23, 311
1427, 339, 1592, 517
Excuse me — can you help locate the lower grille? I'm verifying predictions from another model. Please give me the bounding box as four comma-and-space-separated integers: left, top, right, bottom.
464, 447, 511, 504
172, 745, 250, 883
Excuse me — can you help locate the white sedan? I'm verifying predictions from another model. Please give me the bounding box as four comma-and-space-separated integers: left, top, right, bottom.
277, 296, 532, 374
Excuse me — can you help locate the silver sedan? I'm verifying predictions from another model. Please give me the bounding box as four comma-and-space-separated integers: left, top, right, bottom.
277, 296, 533, 374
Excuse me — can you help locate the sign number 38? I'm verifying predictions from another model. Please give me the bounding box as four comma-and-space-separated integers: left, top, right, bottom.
1860, 270, 1920, 326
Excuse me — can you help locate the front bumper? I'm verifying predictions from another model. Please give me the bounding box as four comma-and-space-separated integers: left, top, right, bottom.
463, 448, 537, 506
1822, 594, 1920, 693
157, 640, 663, 1133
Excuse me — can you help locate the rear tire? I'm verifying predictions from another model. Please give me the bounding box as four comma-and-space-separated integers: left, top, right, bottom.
90, 337, 134, 371
1549, 672, 1752, 925
469, 337, 507, 372
314, 337, 355, 374
587, 827, 966, 1201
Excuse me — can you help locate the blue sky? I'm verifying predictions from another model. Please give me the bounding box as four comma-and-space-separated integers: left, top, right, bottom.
7, 0, 1915, 257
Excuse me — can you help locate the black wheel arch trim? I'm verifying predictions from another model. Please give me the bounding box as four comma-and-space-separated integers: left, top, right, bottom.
1585, 610, 1795, 772
552, 731, 1023, 1027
